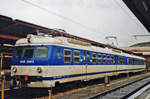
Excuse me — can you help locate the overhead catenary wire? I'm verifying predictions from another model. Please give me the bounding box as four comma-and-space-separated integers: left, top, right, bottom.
21, 0, 148, 47
21, 0, 102, 34
114, 0, 146, 33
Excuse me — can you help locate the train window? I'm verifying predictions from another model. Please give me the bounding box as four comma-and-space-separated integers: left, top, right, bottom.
83, 51, 86, 63
92, 53, 97, 64
127, 58, 129, 64
111, 56, 114, 64
141, 60, 143, 65
23, 46, 34, 58
57, 48, 61, 58
139, 60, 142, 65
136, 60, 138, 65
119, 57, 121, 64
74, 51, 80, 63
35, 47, 48, 58
142, 60, 145, 65
119, 56, 123, 64
107, 55, 110, 64
139, 60, 141, 65
134, 59, 136, 65
128, 58, 133, 65
64, 50, 72, 63
87, 52, 90, 63
122, 57, 126, 64
135, 59, 140, 65
98, 54, 102, 64
144, 61, 146, 65
130, 59, 132, 64
103, 55, 106, 64
114, 56, 118, 64
137, 60, 139, 65
14, 47, 22, 58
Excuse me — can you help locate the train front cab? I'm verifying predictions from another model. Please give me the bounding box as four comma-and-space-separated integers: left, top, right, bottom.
11, 45, 51, 87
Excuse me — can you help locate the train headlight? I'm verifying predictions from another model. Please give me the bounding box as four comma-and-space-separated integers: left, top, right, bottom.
37, 67, 42, 73
12, 67, 17, 73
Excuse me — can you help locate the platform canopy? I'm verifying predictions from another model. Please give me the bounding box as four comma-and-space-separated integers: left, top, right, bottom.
0, 15, 106, 46
0, 15, 55, 45
123, 0, 150, 32
0, 15, 109, 49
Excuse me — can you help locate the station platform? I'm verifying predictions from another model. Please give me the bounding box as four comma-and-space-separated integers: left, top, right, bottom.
132, 84, 150, 99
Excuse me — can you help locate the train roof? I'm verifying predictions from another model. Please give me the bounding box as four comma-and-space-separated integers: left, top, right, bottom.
15, 34, 145, 60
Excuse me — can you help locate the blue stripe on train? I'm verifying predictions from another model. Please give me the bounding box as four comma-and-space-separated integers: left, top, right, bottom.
12, 45, 146, 66
42, 68, 145, 81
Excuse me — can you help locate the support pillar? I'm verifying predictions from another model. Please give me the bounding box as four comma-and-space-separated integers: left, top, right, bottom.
127, 72, 130, 80
1, 71, 5, 99
48, 90, 52, 99
0, 53, 3, 71
105, 76, 110, 87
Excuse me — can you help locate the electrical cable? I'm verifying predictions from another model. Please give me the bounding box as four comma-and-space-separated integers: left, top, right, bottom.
21, 0, 102, 34
114, 0, 146, 33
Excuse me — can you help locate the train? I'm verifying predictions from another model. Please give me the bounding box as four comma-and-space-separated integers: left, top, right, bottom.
11, 33, 146, 88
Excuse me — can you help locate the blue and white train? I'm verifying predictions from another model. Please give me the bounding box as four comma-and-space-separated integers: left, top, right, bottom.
11, 34, 146, 87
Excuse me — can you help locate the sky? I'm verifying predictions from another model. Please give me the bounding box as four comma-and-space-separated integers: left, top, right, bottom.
0, 0, 149, 47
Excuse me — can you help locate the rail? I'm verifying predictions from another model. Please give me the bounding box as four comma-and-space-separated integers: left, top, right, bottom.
88, 77, 150, 99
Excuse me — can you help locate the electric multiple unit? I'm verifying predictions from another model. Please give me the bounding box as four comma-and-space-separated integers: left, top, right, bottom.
11, 34, 146, 87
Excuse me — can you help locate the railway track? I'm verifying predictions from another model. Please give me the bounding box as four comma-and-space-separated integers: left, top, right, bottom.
88, 77, 150, 99
0, 72, 149, 99
0, 87, 30, 99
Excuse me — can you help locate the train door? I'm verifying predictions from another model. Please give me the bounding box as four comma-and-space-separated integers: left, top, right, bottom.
82, 51, 88, 81
114, 55, 118, 74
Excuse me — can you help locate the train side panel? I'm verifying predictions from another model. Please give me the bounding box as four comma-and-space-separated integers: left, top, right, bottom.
11, 45, 146, 88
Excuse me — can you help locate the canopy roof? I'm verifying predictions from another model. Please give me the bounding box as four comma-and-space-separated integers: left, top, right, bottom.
123, 0, 150, 32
